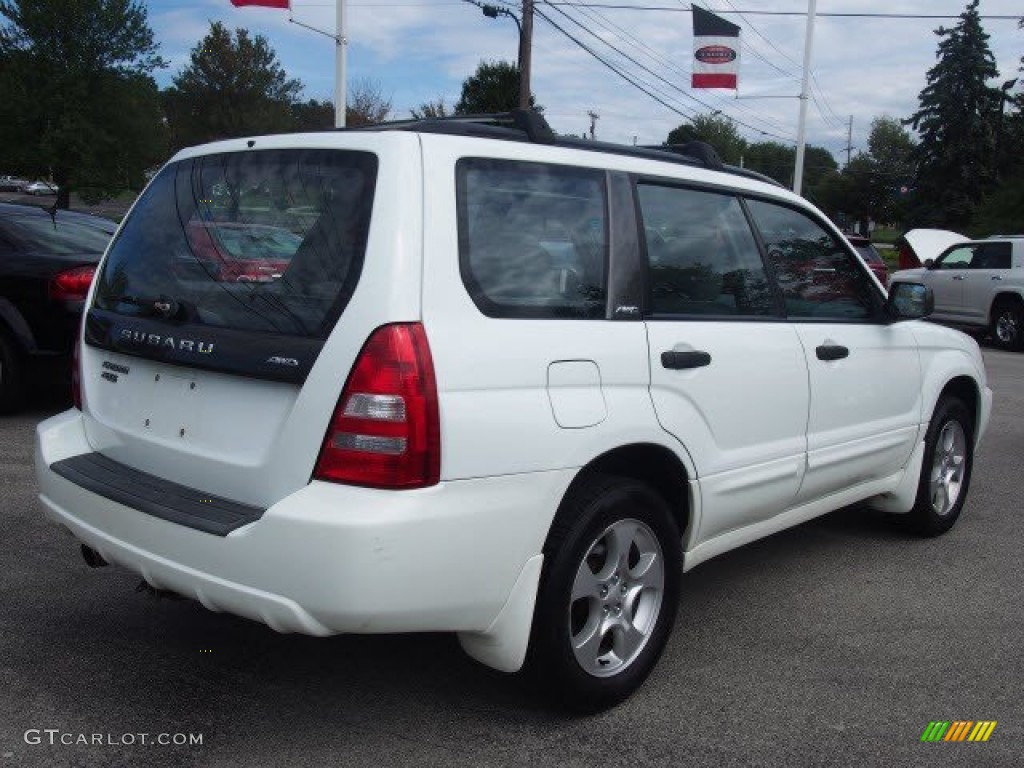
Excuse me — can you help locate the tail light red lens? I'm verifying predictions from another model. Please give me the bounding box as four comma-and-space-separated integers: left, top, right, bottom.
49, 265, 96, 301
314, 323, 440, 489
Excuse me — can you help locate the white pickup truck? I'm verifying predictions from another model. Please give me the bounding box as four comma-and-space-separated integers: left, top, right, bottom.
892, 235, 1024, 350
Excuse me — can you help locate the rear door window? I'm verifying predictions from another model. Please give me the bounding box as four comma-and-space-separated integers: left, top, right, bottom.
457, 158, 607, 319
971, 242, 1011, 269
93, 149, 377, 339
636, 183, 777, 317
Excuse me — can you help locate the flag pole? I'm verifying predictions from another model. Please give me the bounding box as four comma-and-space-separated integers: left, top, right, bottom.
335, 0, 346, 127
792, 0, 817, 195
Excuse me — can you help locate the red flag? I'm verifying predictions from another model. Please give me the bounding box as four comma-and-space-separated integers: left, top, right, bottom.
692, 5, 740, 89
231, 0, 290, 9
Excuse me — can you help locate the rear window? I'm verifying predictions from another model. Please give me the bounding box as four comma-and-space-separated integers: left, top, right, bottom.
93, 149, 377, 338
457, 158, 607, 319
851, 243, 883, 265
1, 215, 113, 254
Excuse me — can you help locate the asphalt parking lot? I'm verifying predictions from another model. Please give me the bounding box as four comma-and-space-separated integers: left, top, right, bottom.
1, 348, 1021, 768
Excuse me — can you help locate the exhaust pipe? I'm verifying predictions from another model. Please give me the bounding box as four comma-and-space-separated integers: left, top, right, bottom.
80, 544, 108, 568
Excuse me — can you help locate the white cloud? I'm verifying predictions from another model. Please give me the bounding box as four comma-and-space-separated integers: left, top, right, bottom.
150, 0, 1024, 156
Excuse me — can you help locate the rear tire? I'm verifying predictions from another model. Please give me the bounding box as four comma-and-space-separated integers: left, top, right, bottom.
526, 474, 681, 712
904, 397, 974, 536
990, 299, 1024, 351
0, 331, 26, 413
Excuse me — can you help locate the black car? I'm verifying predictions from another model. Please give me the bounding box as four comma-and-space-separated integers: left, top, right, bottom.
0, 203, 115, 411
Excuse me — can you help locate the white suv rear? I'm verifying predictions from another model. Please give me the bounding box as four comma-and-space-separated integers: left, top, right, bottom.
35, 112, 992, 710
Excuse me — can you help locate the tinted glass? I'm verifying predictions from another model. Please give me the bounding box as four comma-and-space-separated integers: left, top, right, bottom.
637, 184, 775, 316
746, 199, 876, 320
853, 244, 883, 265
93, 150, 377, 338
972, 242, 1011, 269
457, 159, 606, 319
1, 215, 113, 254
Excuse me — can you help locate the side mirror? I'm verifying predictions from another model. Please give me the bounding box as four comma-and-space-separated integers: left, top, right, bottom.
885, 282, 934, 322
924, 258, 936, 269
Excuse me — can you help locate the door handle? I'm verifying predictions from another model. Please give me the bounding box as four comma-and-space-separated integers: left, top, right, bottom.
816, 344, 849, 361
661, 350, 712, 369
992, 275, 1003, 281
952, 275, 966, 281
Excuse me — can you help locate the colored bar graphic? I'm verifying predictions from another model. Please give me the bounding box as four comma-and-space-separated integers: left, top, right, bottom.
944, 721, 972, 741
922, 720, 997, 743
974, 722, 997, 742
921, 721, 950, 742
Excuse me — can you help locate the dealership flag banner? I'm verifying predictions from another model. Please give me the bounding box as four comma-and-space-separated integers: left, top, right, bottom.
231, 0, 290, 8
691, 5, 740, 89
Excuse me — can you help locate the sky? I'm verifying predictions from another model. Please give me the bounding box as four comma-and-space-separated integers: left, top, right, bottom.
145, 0, 1023, 162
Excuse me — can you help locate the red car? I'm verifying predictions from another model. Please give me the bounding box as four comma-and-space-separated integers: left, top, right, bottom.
845, 235, 889, 287
184, 221, 298, 282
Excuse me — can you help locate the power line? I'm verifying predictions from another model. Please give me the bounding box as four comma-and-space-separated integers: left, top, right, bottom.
712, 0, 801, 73
540, 3, 795, 142
562, 0, 793, 137
704, 0, 845, 130
531, 6, 703, 125
543, 5, 1022, 19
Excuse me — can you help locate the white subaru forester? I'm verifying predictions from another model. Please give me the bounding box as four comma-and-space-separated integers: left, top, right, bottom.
35, 112, 991, 711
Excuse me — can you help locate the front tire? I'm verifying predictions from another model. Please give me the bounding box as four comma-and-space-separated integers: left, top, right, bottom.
990, 299, 1024, 351
527, 475, 681, 712
905, 397, 974, 536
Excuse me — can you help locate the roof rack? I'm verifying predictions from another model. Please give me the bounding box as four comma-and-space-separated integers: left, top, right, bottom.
345, 110, 782, 187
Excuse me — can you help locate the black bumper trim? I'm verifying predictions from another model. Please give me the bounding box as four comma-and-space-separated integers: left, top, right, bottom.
50, 452, 265, 536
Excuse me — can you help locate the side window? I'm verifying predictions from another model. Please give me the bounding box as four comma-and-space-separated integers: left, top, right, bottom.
936, 246, 975, 269
746, 199, 876, 320
971, 242, 1011, 270
636, 184, 776, 317
457, 159, 606, 319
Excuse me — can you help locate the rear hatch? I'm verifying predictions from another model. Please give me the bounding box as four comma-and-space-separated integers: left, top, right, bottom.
897, 228, 965, 269
77, 134, 423, 507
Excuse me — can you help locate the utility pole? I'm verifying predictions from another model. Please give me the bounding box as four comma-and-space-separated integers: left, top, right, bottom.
518, 0, 534, 109
844, 116, 854, 167
588, 110, 599, 140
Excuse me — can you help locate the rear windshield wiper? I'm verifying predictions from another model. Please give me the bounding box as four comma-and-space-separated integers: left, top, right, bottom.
106, 294, 195, 321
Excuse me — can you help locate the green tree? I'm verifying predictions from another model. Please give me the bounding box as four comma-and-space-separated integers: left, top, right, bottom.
346, 78, 392, 127
291, 99, 334, 132
0, 0, 167, 207
867, 117, 916, 214
816, 155, 876, 233
743, 141, 837, 196
411, 98, 449, 120
666, 113, 747, 165
906, 0, 1000, 229
454, 60, 540, 114
162, 22, 302, 150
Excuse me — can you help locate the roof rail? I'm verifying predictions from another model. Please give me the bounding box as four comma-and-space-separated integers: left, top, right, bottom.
347, 109, 782, 186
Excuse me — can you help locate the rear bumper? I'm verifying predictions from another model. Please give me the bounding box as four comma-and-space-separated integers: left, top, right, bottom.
36, 409, 571, 639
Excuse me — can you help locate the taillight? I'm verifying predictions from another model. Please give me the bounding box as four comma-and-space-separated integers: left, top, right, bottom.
49, 265, 96, 301
71, 328, 82, 410
314, 323, 440, 489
